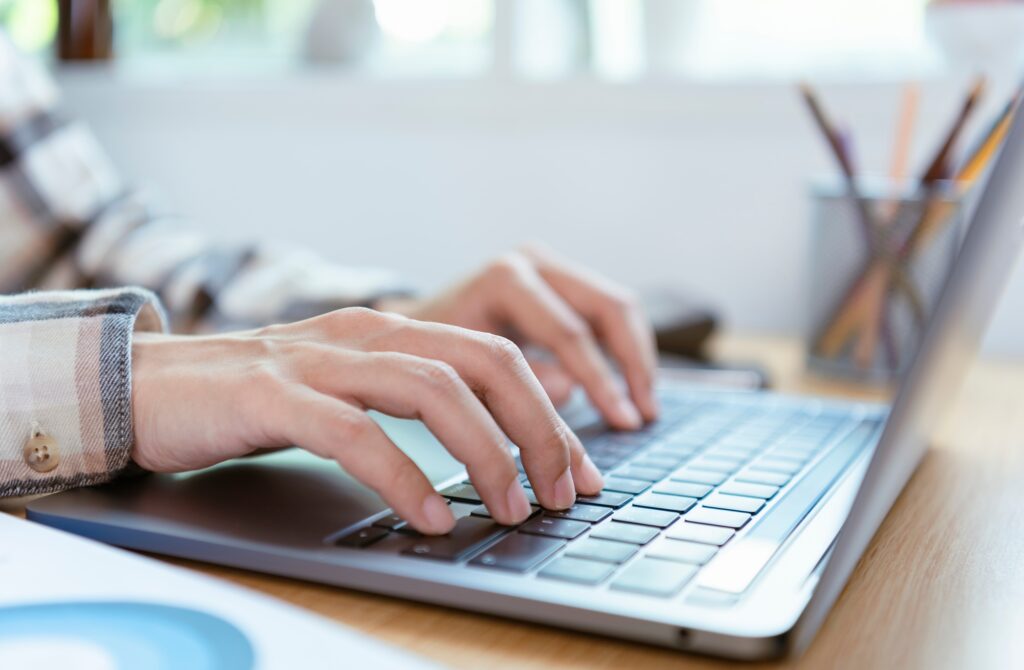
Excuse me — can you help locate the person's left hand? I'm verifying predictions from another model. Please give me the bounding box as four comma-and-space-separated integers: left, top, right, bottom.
377, 245, 658, 430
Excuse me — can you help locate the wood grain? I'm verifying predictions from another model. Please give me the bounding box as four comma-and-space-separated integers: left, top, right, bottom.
5, 334, 1024, 669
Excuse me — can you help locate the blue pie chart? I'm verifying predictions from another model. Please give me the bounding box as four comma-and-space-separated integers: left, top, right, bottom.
0, 601, 255, 669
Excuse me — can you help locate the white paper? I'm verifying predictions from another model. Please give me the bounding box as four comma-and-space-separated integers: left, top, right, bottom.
0, 513, 439, 670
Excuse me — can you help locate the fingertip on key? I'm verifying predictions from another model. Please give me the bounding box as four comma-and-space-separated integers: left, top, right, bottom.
422, 495, 456, 534
552, 467, 577, 509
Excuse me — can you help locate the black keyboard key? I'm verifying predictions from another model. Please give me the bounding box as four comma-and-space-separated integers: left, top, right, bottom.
703, 493, 765, 514
653, 481, 712, 499
544, 503, 612, 523
372, 513, 408, 531
686, 507, 751, 529
613, 506, 678, 528
634, 492, 697, 514
646, 539, 718, 565
610, 558, 699, 597
590, 521, 659, 545
736, 469, 792, 487
469, 532, 565, 572
577, 491, 632, 508
538, 557, 616, 585
470, 504, 540, 519
401, 516, 508, 561
336, 525, 389, 548
670, 468, 728, 486
719, 481, 779, 499
439, 483, 482, 503
613, 465, 669, 482
665, 522, 735, 546
564, 537, 639, 564
520, 516, 589, 540
602, 477, 652, 495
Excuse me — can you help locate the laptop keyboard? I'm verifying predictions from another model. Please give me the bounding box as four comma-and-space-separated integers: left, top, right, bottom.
329, 389, 881, 602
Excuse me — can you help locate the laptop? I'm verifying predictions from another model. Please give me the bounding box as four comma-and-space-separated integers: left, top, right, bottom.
27, 109, 1024, 660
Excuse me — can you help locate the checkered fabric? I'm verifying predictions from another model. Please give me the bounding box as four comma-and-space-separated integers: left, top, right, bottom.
0, 33, 410, 496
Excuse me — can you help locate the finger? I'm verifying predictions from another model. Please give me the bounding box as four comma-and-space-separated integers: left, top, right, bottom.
492, 258, 642, 430
273, 384, 455, 535
301, 348, 532, 525
522, 245, 659, 421
375, 320, 605, 503
527, 357, 576, 407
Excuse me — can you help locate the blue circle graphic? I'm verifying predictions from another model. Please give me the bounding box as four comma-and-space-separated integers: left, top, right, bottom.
0, 601, 255, 669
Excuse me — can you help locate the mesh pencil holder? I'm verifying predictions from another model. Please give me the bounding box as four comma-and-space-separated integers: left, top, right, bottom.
806, 177, 967, 384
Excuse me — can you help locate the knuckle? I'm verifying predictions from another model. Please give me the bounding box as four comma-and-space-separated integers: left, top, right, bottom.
414, 360, 463, 396
485, 253, 528, 283
331, 410, 372, 443
556, 318, 590, 347
481, 334, 526, 369
604, 288, 639, 315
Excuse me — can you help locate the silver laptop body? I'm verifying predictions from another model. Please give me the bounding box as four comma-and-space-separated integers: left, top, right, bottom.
27, 109, 1024, 660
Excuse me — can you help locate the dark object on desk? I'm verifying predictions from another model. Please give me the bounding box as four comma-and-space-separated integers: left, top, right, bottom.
641, 288, 717, 360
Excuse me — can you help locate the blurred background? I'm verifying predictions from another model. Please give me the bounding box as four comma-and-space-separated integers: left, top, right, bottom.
9, 0, 1024, 355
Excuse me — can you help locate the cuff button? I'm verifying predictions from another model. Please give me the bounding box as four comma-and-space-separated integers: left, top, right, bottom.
24, 432, 60, 473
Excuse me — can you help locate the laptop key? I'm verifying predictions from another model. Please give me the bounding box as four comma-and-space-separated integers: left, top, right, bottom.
372, 513, 408, 531
688, 457, 743, 474
601, 477, 651, 495
703, 493, 765, 514
577, 491, 632, 508
470, 504, 541, 519
753, 458, 804, 475
686, 507, 751, 529
736, 469, 792, 487
719, 481, 779, 499
520, 516, 590, 540
653, 481, 712, 499
469, 532, 565, 572
610, 558, 699, 597
665, 522, 735, 546
538, 556, 617, 585
439, 483, 482, 503
646, 539, 718, 565
544, 503, 612, 523
634, 492, 697, 514
590, 521, 660, 545
565, 538, 639, 564
336, 526, 389, 548
613, 506, 678, 528
401, 516, 508, 561
613, 465, 669, 482
670, 468, 728, 486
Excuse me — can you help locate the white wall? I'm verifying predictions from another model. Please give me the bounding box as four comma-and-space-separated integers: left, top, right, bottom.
55, 69, 1023, 356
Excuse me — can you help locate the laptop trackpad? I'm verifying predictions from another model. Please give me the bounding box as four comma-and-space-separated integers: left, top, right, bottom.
29, 416, 466, 550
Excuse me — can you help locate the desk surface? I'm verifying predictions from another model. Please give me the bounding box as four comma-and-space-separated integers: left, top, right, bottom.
6, 335, 1024, 668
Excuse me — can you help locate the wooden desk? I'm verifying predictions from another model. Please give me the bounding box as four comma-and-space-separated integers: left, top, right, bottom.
5, 335, 1024, 668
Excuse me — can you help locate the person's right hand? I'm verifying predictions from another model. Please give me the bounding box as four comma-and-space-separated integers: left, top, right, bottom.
130, 308, 605, 535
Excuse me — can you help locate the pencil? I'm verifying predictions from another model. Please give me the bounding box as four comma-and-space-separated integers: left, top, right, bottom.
854, 83, 919, 370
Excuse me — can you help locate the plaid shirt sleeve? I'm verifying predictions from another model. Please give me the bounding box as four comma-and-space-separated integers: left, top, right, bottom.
0, 288, 166, 497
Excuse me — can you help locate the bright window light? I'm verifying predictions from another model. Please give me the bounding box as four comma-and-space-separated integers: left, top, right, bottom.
373, 0, 450, 44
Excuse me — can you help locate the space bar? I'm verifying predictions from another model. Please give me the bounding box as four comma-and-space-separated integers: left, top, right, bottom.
696, 420, 880, 594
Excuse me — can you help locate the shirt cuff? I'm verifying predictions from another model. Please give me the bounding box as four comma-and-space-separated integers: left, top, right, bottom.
0, 287, 166, 497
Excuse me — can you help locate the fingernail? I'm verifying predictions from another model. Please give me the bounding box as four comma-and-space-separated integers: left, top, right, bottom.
422, 495, 455, 534
506, 479, 532, 521
577, 454, 605, 493
552, 467, 576, 509
616, 397, 642, 429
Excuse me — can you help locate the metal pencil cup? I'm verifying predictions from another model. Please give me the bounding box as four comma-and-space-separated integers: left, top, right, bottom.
806, 178, 966, 384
